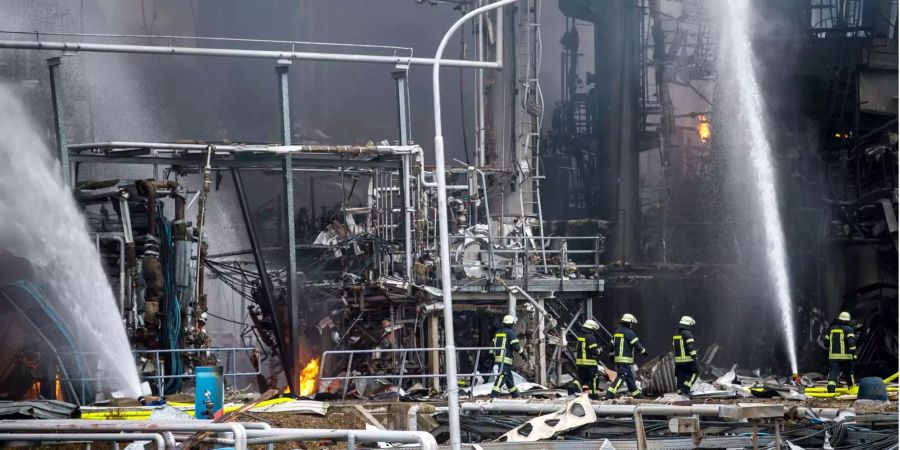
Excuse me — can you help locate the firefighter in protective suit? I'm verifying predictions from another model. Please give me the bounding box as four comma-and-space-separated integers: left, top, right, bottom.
825, 311, 857, 393
568, 319, 603, 399
673, 316, 700, 396
491, 315, 526, 398
606, 313, 646, 399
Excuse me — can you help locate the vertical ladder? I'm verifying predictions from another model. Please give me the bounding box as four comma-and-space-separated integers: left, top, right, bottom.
515, 0, 548, 271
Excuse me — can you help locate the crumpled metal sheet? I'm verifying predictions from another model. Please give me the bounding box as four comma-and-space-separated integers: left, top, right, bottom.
496, 394, 597, 442
0, 400, 79, 419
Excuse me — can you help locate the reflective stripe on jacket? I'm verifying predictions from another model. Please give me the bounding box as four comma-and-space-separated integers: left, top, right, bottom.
575, 331, 601, 366
673, 328, 698, 364
493, 326, 523, 364
610, 326, 644, 364
826, 323, 856, 361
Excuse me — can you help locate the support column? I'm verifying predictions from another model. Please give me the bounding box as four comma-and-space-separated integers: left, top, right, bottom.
47, 57, 70, 187
537, 298, 547, 386
429, 315, 440, 390
393, 70, 414, 284
277, 59, 300, 394
276, 59, 293, 145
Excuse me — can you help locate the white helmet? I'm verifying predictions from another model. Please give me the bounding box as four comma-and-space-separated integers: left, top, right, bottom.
621, 313, 638, 324
502, 315, 517, 325
679, 316, 696, 326
838, 311, 851, 322
583, 319, 600, 330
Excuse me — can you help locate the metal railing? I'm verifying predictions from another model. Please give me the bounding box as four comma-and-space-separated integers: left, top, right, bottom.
319, 346, 502, 400
135, 347, 259, 399
54, 347, 259, 405
423, 234, 604, 288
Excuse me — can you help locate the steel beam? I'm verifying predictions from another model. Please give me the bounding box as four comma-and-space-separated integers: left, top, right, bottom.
230, 168, 291, 389
47, 57, 69, 187
276, 61, 292, 145
283, 154, 299, 394
393, 70, 414, 283
68, 153, 401, 169
276, 61, 300, 395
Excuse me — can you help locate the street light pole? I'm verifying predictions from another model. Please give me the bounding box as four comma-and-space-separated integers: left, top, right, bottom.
431, 1, 518, 449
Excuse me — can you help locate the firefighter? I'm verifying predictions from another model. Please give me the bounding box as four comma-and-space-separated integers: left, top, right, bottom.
491, 315, 526, 398
673, 316, 700, 396
825, 311, 857, 393
606, 313, 646, 399
569, 319, 603, 399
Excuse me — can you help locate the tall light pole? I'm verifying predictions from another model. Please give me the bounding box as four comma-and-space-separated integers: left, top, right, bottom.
431, 1, 518, 449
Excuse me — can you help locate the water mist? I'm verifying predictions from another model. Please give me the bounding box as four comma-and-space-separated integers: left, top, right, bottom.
0, 86, 142, 397
717, 0, 799, 374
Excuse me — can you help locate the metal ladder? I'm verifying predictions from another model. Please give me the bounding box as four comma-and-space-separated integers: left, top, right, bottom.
515, 0, 548, 272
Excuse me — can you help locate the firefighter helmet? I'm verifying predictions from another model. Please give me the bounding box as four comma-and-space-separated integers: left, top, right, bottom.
502, 315, 518, 325
583, 319, 600, 330
679, 316, 696, 326
621, 313, 638, 324
838, 311, 851, 322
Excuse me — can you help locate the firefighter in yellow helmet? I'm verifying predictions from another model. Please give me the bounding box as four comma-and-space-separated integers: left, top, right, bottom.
569, 319, 603, 399
606, 313, 646, 399
491, 315, 526, 398
673, 316, 699, 397
824, 311, 857, 393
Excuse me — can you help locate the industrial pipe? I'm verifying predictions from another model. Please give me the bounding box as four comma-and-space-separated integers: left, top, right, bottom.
0, 420, 248, 450
0, 433, 166, 450
459, 401, 851, 420
242, 428, 439, 450
432, 2, 519, 450
69, 141, 424, 156
96, 233, 127, 314
0, 39, 500, 69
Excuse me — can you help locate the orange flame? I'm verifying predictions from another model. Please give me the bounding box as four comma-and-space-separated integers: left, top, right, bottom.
299, 358, 319, 396
697, 114, 711, 143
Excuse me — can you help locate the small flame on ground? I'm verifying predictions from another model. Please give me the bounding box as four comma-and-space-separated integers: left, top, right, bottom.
697, 114, 711, 143
299, 358, 320, 396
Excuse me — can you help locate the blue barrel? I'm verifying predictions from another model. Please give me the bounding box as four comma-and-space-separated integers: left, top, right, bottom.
195, 366, 224, 419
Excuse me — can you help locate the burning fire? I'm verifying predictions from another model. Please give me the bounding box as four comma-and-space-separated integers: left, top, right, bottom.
697, 114, 711, 143
299, 358, 319, 396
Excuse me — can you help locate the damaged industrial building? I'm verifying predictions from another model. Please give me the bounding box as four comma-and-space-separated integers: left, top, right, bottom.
0, 0, 897, 449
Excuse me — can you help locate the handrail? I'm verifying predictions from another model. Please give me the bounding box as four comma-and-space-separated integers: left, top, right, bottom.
319, 346, 503, 401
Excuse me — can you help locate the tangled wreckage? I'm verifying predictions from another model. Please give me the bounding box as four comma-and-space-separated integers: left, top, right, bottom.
0, 0, 897, 448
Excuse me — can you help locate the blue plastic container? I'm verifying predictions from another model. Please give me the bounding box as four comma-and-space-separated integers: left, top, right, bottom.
195, 366, 224, 419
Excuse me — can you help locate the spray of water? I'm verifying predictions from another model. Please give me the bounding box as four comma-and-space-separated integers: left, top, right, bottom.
0, 86, 143, 397
718, 0, 799, 374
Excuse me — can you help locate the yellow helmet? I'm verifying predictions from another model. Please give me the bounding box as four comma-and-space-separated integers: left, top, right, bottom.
583, 319, 600, 330
838, 311, 851, 322
502, 315, 518, 325
679, 316, 696, 326
621, 313, 638, 324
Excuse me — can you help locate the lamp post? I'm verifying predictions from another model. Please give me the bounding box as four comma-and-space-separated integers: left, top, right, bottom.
431, 1, 518, 449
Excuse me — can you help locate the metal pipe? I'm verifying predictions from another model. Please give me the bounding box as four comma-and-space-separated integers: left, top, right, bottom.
0, 39, 500, 69
476, 169, 495, 282
242, 428, 438, 450
69, 141, 422, 155
0, 421, 247, 450
407, 405, 420, 431
476, 0, 487, 167
432, 3, 518, 450
0, 433, 165, 450
634, 405, 649, 450
459, 401, 851, 419
47, 57, 69, 187
96, 233, 127, 314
